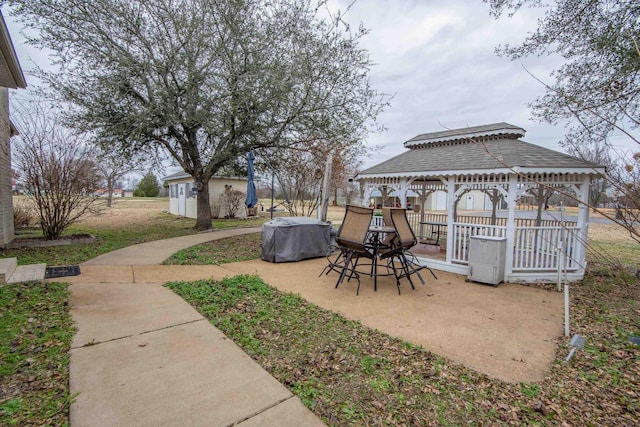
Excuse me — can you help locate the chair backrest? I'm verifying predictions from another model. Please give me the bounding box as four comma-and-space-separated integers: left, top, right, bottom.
336, 205, 373, 250
389, 208, 417, 249
382, 207, 392, 228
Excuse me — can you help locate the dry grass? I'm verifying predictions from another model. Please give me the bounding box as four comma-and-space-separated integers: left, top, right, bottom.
78, 197, 170, 228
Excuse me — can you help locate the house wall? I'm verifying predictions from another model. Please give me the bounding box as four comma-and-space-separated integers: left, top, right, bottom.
0, 88, 12, 246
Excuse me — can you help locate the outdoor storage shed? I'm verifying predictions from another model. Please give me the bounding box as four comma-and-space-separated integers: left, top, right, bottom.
261, 217, 331, 263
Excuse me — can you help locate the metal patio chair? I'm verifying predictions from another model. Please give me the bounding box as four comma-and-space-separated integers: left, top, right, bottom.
382, 208, 438, 290
320, 205, 374, 295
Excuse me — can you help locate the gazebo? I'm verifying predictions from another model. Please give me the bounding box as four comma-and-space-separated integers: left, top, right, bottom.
356, 123, 605, 283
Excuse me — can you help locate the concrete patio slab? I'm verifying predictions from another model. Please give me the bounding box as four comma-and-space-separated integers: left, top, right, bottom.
70, 282, 204, 347
236, 395, 326, 427
130, 265, 231, 283
70, 321, 300, 427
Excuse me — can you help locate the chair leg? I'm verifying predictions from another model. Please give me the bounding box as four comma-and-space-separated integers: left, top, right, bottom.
335, 251, 353, 288
399, 255, 416, 290
391, 258, 402, 295
347, 254, 362, 295
320, 249, 344, 277
383, 257, 404, 295
404, 250, 438, 281
403, 253, 425, 286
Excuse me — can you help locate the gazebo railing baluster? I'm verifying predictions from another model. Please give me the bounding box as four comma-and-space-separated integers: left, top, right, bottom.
513, 226, 580, 272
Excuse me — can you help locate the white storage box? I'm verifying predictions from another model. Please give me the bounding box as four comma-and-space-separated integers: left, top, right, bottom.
468, 235, 507, 286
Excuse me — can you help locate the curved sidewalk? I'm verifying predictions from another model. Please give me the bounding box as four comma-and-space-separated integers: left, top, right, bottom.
66, 227, 326, 427
82, 227, 263, 265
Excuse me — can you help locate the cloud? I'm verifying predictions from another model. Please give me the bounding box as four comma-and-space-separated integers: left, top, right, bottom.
326, 0, 574, 168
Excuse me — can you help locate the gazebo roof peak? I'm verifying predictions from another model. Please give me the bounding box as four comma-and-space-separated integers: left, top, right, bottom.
404, 122, 526, 149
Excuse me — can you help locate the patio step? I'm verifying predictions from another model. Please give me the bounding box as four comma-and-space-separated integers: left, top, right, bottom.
7, 264, 47, 284
0, 258, 47, 284
0, 258, 17, 284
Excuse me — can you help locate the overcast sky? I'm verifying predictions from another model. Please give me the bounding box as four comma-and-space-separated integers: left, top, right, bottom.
325, 0, 574, 169
3, 1, 598, 170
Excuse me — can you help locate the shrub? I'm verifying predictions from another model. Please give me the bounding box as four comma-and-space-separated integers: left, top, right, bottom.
220, 187, 245, 219
13, 205, 34, 228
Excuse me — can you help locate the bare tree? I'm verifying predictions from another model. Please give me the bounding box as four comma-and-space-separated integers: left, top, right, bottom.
94, 144, 144, 207
267, 140, 331, 216
566, 142, 617, 209
13, 104, 103, 240
490, 0, 640, 244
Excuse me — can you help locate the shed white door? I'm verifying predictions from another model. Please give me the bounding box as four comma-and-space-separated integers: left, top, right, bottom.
178, 184, 186, 216
465, 195, 474, 210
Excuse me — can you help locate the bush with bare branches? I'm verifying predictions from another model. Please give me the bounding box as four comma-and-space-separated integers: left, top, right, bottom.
14, 104, 104, 240
219, 187, 245, 219
12, 205, 33, 228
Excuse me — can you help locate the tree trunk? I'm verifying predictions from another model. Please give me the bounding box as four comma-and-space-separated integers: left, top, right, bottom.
107, 178, 114, 208
195, 177, 212, 230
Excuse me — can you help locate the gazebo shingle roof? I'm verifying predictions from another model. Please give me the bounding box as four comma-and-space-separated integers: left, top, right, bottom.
404, 122, 525, 147
358, 123, 603, 178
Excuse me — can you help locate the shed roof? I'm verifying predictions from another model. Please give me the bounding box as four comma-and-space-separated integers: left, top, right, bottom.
358, 123, 604, 180
163, 171, 247, 182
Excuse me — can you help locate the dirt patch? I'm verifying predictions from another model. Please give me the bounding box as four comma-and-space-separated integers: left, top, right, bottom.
218, 257, 564, 384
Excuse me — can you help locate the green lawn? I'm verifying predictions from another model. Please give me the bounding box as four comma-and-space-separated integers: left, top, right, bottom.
2, 213, 269, 266
0, 282, 75, 426
164, 232, 262, 265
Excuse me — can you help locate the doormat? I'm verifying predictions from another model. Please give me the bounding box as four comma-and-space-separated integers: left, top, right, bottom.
45, 265, 81, 279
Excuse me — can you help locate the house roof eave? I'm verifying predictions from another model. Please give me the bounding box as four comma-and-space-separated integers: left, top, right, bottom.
0, 11, 26, 89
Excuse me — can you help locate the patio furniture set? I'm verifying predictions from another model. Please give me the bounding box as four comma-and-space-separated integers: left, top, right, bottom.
321, 205, 437, 295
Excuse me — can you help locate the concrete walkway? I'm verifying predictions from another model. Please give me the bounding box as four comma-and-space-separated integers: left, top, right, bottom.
63, 227, 325, 427
82, 227, 262, 265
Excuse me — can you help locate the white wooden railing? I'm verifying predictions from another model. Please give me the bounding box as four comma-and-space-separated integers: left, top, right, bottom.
371, 215, 385, 227
513, 226, 580, 271
371, 212, 581, 273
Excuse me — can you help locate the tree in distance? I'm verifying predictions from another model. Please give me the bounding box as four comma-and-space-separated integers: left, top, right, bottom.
135, 172, 160, 198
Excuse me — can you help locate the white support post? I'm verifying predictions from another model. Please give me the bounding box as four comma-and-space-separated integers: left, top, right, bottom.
445, 176, 456, 264
363, 182, 373, 208
318, 154, 332, 221
504, 174, 518, 279
400, 179, 408, 208
575, 176, 591, 276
